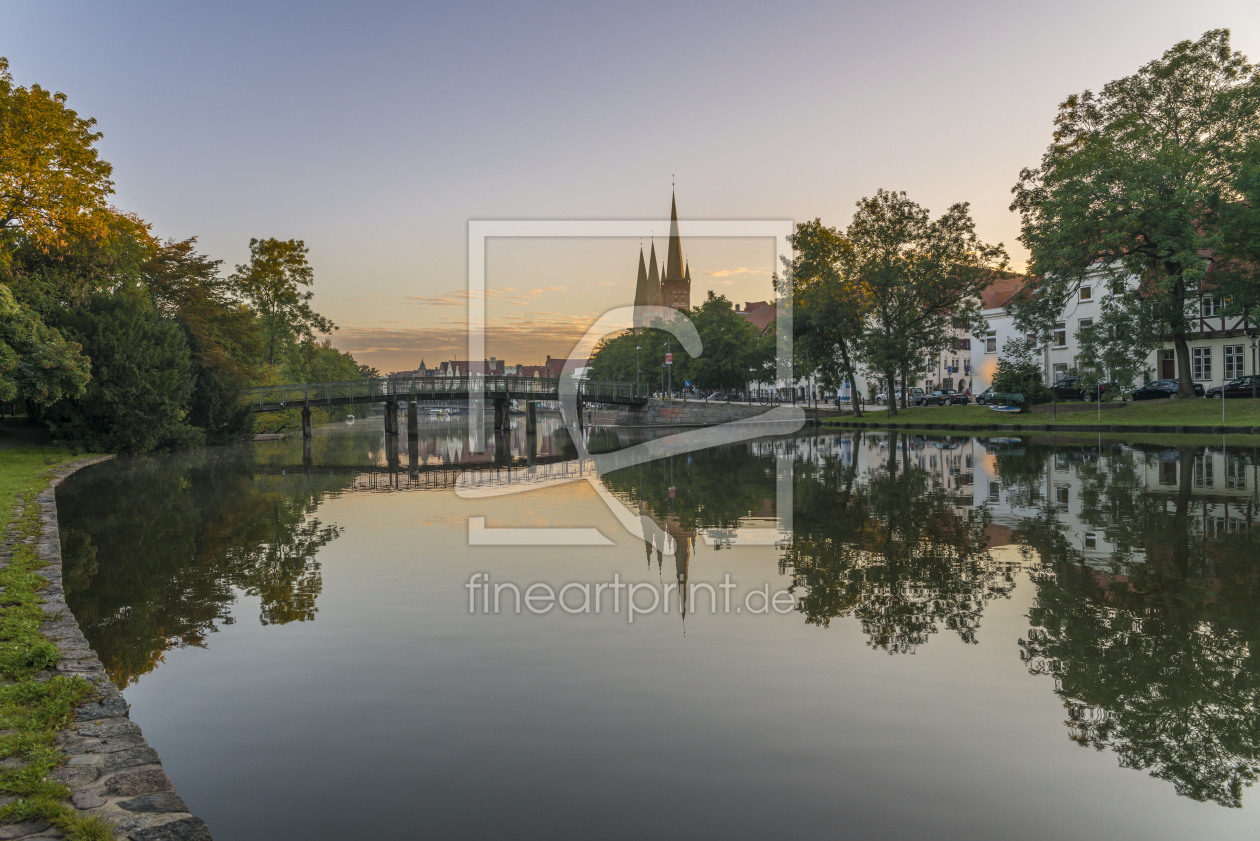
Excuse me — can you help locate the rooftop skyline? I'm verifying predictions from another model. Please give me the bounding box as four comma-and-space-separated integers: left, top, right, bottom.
8, 0, 1260, 372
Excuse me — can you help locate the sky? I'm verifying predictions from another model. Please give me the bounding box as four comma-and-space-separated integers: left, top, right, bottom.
8, 0, 1260, 373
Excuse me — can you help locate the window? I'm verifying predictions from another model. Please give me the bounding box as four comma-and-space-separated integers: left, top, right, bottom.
1080, 286, 1093, 301
1053, 322, 1067, 347
1192, 347, 1212, 381
988, 482, 1000, 503
985, 331, 997, 353
1053, 362, 1069, 379
1194, 456, 1214, 488
1078, 317, 1093, 332
1225, 345, 1245, 380
1202, 296, 1221, 317
1227, 457, 1247, 491
954, 338, 971, 350
1084, 533, 1097, 550
1055, 486, 1070, 506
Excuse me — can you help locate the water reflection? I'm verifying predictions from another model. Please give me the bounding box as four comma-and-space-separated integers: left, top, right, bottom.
57, 421, 1260, 813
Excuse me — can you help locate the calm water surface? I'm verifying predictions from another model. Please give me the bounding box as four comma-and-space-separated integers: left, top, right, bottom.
56, 419, 1260, 840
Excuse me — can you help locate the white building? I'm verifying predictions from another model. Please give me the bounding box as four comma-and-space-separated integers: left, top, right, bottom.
971, 274, 1259, 394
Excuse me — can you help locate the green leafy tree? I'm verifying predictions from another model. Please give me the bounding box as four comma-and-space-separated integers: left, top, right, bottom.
1010, 29, 1260, 399
0, 281, 91, 405
781, 219, 866, 415
848, 190, 1006, 416
991, 336, 1053, 404
46, 293, 201, 453
230, 238, 335, 366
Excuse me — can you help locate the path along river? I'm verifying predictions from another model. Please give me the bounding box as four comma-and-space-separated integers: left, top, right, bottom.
55, 418, 1260, 840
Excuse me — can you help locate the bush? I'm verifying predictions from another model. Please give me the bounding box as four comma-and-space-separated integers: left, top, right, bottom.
46, 293, 203, 453
992, 337, 1053, 404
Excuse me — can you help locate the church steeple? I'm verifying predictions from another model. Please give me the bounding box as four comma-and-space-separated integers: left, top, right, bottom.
632, 246, 650, 332
646, 241, 662, 308
665, 192, 684, 283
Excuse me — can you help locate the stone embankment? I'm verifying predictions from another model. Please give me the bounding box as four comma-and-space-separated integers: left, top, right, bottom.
2, 457, 211, 841
613, 399, 783, 427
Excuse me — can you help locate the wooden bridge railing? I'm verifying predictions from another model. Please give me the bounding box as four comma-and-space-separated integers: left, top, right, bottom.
242, 376, 649, 410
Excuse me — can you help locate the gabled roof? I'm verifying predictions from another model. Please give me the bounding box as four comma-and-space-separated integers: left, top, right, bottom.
738, 303, 776, 335
980, 275, 1028, 311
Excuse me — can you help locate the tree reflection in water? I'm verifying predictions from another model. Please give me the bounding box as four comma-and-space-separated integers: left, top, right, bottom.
1014, 442, 1260, 808
58, 439, 366, 687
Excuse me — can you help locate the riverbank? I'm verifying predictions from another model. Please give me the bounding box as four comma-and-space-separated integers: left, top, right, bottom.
825, 398, 1260, 435
0, 448, 210, 840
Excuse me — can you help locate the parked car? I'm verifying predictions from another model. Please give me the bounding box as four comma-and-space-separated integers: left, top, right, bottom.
1051, 377, 1119, 401
916, 389, 969, 406
1205, 376, 1260, 399
875, 387, 924, 406
1129, 379, 1206, 400
975, 386, 997, 405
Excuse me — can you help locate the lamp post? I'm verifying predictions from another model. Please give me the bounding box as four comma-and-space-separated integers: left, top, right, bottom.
662, 339, 672, 399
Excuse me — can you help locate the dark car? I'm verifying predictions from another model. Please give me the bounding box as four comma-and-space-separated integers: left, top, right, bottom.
917, 389, 969, 406
1205, 376, 1260, 399
975, 386, 997, 405
1051, 377, 1119, 401
1129, 379, 1206, 400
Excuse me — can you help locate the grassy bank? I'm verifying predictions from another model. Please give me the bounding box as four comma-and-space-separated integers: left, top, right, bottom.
831, 398, 1260, 429
0, 447, 115, 840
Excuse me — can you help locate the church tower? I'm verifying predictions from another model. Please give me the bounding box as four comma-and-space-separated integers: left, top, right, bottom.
631, 192, 692, 321
660, 192, 691, 310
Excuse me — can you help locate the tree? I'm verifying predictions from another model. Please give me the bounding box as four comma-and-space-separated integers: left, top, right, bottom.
1010, 29, 1260, 399
782, 219, 867, 415
848, 190, 1006, 416
46, 293, 202, 453
0, 281, 91, 405
0, 57, 115, 267
991, 336, 1053, 404
230, 238, 335, 366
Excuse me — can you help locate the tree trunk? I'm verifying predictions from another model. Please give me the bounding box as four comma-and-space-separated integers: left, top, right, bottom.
886, 370, 898, 417
838, 340, 862, 418
899, 367, 909, 410
1173, 330, 1195, 398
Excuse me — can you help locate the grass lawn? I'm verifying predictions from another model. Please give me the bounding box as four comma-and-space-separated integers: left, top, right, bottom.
828, 398, 1260, 429
0, 445, 82, 531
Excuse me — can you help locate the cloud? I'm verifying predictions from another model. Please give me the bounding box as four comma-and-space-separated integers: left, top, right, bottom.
705, 266, 771, 278
406, 285, 568, 307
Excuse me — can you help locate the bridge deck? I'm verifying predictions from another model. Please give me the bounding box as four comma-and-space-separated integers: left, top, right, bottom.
243, 376, 648, 413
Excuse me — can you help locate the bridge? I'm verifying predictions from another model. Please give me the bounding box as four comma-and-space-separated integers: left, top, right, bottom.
242, 376, 649, 437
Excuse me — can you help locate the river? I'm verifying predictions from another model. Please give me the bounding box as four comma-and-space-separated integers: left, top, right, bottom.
55, 418, 1260, 840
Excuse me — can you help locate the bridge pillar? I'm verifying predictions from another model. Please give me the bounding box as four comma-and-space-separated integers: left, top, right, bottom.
385, 400, 398, 435
493, 398, 510, 431
407, 401, 419, 436
494, 430, 511, 466
385, 433, 400, 469
525, 401, 537, 434
301, 407, 312, 439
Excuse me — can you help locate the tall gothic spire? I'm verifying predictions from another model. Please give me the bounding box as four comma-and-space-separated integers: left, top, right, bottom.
646, 241, 662, 308
665, 192, 684, 282
632, 246, 650, 332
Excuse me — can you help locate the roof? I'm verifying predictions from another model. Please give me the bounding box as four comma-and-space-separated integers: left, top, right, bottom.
737, 303, 776, 335
980, 275, 1028, 311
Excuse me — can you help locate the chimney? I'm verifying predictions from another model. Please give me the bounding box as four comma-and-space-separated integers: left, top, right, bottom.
735, 303, 741, 312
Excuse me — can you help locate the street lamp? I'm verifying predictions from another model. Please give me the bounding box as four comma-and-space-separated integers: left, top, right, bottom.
662, 339, 672, 399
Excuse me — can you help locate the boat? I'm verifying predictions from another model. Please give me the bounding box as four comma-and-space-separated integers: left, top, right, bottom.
988, 404, 1022, 414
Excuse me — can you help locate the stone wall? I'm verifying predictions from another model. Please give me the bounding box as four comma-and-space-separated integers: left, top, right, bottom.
613, 399, 777, 427
15, 457, 212, 841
